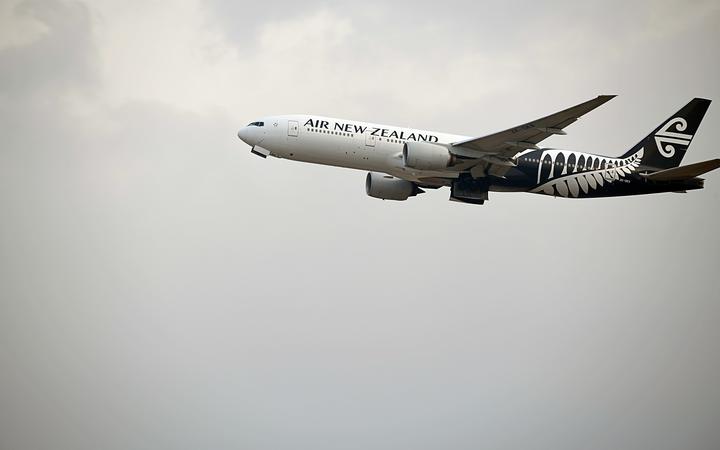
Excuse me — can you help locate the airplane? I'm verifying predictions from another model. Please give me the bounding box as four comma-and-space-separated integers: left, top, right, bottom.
237, 96, 719, 205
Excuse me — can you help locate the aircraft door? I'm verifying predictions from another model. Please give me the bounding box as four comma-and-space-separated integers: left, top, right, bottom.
288, 120, 299, 137
365, 133, 376, 147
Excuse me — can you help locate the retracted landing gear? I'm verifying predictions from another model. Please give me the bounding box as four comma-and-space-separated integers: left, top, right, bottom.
450, 175, 489, 205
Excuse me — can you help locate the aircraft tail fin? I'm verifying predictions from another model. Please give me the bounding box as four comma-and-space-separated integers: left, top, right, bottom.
621, 98, 711, 169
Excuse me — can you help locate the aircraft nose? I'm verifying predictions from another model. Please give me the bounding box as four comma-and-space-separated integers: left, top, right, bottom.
237, 127, 249, 142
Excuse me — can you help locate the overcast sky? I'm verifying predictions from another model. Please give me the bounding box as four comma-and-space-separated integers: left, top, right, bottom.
1, 1, 719, 449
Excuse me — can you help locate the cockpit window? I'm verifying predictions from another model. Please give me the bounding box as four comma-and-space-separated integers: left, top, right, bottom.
247, 121, 264, 127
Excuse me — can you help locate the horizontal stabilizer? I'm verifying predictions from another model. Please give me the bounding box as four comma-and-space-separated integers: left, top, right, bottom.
642, 159, 720, 181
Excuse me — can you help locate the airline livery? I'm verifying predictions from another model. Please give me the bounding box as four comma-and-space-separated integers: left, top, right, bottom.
237, 96, 718, 205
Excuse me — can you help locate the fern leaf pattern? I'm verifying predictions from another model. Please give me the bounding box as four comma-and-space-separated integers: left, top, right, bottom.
530, 148, 644, 198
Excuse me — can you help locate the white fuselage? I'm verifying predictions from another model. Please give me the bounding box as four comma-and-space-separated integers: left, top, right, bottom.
237, 115, 470, 182
237, 97, 715, 202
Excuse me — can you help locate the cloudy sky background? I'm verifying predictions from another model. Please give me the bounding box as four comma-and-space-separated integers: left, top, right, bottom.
1, 1, 719, 449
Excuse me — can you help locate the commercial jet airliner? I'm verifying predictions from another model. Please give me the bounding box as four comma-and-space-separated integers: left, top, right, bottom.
237, 96, 718, 204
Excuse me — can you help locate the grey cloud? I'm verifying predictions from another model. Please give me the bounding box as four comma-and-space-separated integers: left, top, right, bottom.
0, 0, 97, 97
206, 0, 714, 55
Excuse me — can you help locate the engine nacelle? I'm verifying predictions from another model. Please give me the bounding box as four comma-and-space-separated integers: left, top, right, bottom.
403, 142, 453, 170
365, 172, 422, 201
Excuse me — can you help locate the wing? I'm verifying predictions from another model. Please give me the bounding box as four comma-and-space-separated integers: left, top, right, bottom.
451, 95, 616, 161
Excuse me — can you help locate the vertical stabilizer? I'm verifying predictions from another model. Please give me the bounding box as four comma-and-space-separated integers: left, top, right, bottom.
621, 98, 711, 169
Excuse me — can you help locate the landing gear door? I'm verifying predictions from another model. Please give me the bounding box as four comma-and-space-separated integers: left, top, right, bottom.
288, 120, 299, 137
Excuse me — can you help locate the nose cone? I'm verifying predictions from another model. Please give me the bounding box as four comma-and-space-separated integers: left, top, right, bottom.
237, 127, 250, 143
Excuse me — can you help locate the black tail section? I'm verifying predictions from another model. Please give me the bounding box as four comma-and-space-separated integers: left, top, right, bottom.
621, 98, 711, 169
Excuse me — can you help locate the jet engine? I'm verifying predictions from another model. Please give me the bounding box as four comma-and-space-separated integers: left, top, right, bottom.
402, 142, 453, 170
365, 172, 423, 201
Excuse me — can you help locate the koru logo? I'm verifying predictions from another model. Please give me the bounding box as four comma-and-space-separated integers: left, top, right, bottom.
655, 117, 693, 158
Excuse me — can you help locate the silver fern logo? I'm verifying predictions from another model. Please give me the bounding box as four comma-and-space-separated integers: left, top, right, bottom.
655, 117, 693, 158
531, 149, 643, 198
